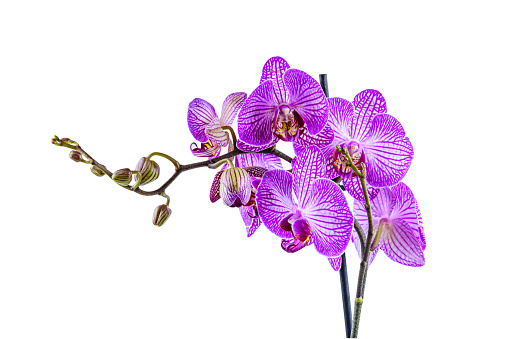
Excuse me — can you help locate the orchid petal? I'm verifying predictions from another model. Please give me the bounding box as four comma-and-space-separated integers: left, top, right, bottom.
305, 178, 353, 257
219, 92, 247, 127
292, 145, 325, 208
187, 98, 218, 142
350, 89, 387, 140
220, 167, 251, 206
381, 218, 425, 267
190, 142, 221, 158
328, 97, 354, 143
363, 114, 413, 187
295, 122, 334, 148
415, 201, 426, 250
238, 80, 278, 146
391, 182, 420, 230
236, 136, 278, 152
243, 166, 268, 178
236, 153, 283, 171
260, 56, 290, 104
210, 170, 224, 203
343, 175, 380, 202
240, 206, 261, 237
205, 118, 229, 147
284, 69, 328, 135
328, 256, 342, 271
256, 169, 295, 239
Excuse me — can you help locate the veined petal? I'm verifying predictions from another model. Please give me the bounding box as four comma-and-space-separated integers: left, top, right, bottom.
190, 141, 221, 158
220, 167, 251, 206
243, 166, 268, 178
284, 69, 328, 135
188, 98, 218, 142
328, 256, 342, 271
363, 114, 413, 187
342, 175, 380, 202
238, 80, 278, 146
256, 169, 295, 238
220, 92, 247, 127
240, 206, 261, 237
381, 218, 425, 267
236, 136, 278, 152
328, 97, 354, 144
391, 182, 420, 230
235, 153, 283, 171
371, 187, 396, 219
292, 145, 325, 208
416, 201, 426, 250
260, 56, 290, 104
205, 118, 229, 147
305, 178, 353, 257
210, 170, 225, 203
350, 89, 387, 140
295, 122, 334, 148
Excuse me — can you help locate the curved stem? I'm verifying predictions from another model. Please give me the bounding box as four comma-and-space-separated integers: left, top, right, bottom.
131, 171, 143, 191
222, 126, 237, 148
146, 152, 180, 171
161, 192, 170, 206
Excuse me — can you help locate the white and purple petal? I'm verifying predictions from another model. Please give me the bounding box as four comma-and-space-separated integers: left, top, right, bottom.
240, 206, 261, 237
292, 145, 325, 208
294, 123, 334, 148
328, 97, 354, 144
237, 136, 278, 152
219, 92, 247, 127
342, 175, 380, 202
243, 166, 268, 178
363, 114, 413, 187
235, 153, 283, 170
391, 182, 420, 230
284, 69, 329, 135
328, 256, 342, 271
256, 169, 295, 239
260, 56, 290, 104
220, 167, 251, 206
209, 170, 225, 203
350, 89, 387, 141
187, 98, 218, 142
305, 178, 353, 257
190, 142, 221, 158
205, 118, 229, 147
238, 80, 278, 146
381, 218, 425, 267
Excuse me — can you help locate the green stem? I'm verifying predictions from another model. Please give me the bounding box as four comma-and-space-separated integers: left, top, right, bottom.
146, 152, 180, 170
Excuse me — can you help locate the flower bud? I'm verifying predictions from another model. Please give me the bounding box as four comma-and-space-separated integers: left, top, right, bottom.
134, 157, 160, 185
153, 204, 171, 226
69, 150, 83, 162
90, 165, 105, 177
112, 168, 132, 186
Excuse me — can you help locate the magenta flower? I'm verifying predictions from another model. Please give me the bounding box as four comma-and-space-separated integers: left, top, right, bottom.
187, 92, 246, 158
295, 91, 413, 201
352, 182, 425, 267
210, 153, 282, 237
237, 57, 332, 151
256, 146, 353, 257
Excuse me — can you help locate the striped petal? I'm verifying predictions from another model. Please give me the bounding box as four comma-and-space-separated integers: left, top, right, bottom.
236, 153, 283, 171
363, 114, 413, 187
381, 218, 425, 267
209, 170, 225, 203
205, 117, 229, 147
243, 166, 268, 178
292, 145, 325, 208
238, 80, 279, 146
328, 256, 342, 271
220, 92, 247, 127
187, 98, 218, 142
220, 167, 251, 206
342, 175, 380, 202
294, 122, 334, 148
294, 142, 337, 180
240, 206, 261, 237
328, 97, 354, 144
256, 169, 295, 239
284, 69, 329, 135
236, 136, 278, 152
350, 89, 387, 141
260, 56, 290, 104
391, 182, 420, 231
305, 178, 353, 257
416, 201, 426, 250
190, 141, 221, 158
353, 187, 395, 220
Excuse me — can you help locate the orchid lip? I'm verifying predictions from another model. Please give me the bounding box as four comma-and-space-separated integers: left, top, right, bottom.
332, 140, 366, 177
273, 105, 305, 142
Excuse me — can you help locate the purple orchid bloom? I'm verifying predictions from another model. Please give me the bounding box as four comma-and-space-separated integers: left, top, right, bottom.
236, 57, 332, 151
209, 153, 282, 237
295, 91, 413, 201
256, 145, 353, 257
187, 92, 246, 158
352, 182, 425, 267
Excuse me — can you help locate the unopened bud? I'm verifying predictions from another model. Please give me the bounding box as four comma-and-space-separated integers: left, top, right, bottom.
134, 157, 160, 185
153, 204, 171, 226
90, 165, 105, 177
112, 168, 132, 186
69, 150, 83, 162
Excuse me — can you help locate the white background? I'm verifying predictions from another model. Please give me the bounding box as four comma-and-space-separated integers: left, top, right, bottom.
1, 1, 508, 338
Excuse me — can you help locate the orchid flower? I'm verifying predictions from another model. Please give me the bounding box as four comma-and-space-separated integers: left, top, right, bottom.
256, 145, 353, 258
237, 57, 333, 151
295, 91, 413, 201
209, 153, 282, 236
353, 182, 425, 267
187, 92, 246, 158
